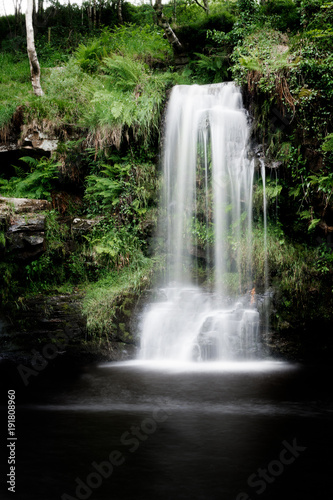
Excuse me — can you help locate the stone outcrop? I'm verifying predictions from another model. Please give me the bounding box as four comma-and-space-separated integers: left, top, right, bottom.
71, 217, 102, 236
0, 196, 51, 213
0, 291, 138, 370
0, 196, 51, 260
0, 114, 58, 153
0, 197, 103, 261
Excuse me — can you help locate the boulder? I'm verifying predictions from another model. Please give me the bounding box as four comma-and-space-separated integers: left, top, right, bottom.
0, 196, 51, 214
5, 215, 46, 260
0, 196, 51, 260
71, 217, 101, 236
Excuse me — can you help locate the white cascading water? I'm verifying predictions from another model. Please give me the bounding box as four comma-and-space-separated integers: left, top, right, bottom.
140, 83, 261, 362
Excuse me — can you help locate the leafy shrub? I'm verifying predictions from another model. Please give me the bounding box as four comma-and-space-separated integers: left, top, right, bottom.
190, 51, 229, 84
86, 220, 145, 270
259, 0, 300, 32
322, 133, 333, 151
75, 36, 111, 73
127, 4, 155, 26
0, 156, 60, 200
24, 210, 98, 290
237, 0, 258, 15
75, 24, 172, 74
299, 0, 330, 27
231, 27, 296, 113
177, 11, 236, 56
84, 157, 157, 222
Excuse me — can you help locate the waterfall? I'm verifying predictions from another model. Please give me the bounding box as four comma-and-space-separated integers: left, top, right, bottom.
260, 158, 270, 341
260, 159, 268, 291
140, 83, 261, 362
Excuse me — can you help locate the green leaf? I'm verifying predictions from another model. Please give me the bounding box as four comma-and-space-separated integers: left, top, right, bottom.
110, 102, 124, 119
308, 218, 321, 231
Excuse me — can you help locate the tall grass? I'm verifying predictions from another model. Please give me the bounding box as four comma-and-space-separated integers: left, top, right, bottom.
82, 257, 163, 338
75, 24, 172, 73
0, 51, 93, 131
1, 24, 175, 144
26, 59, 96, 128
0, 52, 30, 129
85, 55, 172, 147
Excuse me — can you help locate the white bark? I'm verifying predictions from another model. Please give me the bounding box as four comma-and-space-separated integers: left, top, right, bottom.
117, 0, 124, 24
154, 0, 182, 52
26, 0, 43, 96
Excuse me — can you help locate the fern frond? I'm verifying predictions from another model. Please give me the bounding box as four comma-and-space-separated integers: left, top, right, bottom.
322, 133, 333, 152
20, 156, 39, 169
103, 55, 146, 91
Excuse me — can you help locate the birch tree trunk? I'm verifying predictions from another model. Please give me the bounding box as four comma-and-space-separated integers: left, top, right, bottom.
154, 0, 182, 52
194, 0, 209, 15
38, 0, 44, 14
26, 0, 43, 96
117, 0, 124, 24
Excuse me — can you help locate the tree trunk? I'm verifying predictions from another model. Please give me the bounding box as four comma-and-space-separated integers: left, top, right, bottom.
117, 0, 124, 24
154, 0, 182, 52
93, 0, 97, 28
12, 0, 23, 36
26, 0, 43, 96
33, 0, 37, 27
194, 0, 209, 15
87, 4, 92, 29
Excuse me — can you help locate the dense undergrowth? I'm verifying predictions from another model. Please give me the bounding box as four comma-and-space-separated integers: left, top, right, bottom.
82, 256, 164, 339
0, 0, 332, 341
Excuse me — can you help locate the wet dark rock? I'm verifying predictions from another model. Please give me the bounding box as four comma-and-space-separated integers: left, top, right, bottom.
187, 243, 207, 260
71, 217, 101, 236
6, 213, 46, 257
253, 144, 263, 156
194, 332, 218, 361
0, 292, 136, 367
1, 197, 50, 260
174, 54, 189, 70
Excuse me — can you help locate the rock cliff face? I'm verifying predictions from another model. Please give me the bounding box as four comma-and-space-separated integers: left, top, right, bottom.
0, 196, 140, 367
0, 197, 102, 261
0, 290, 139, 371
0, 196, 51, 260
0, 290, 135, 391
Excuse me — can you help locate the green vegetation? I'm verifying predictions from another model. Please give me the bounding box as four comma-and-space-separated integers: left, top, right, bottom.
0, 0, 332, 348
86, 54, 173, 148
222, 0, 333, 238
0, 156, 60, 200
252, 225, 333, 331
1, 23, 174, 149
0, 52, 30, 129
83, 257, 163, 338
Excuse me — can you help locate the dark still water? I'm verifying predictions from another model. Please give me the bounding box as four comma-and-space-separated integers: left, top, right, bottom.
1, 360, 332, 500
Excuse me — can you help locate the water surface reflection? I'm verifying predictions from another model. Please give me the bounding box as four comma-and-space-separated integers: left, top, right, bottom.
1, 360, 332, 500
